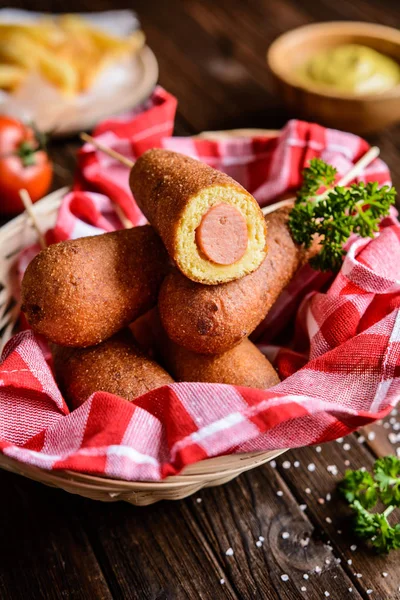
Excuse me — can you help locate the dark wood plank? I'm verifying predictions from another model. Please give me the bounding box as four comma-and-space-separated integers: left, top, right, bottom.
74, 463, 363, 600
75, 494, 240, 600
276, 437, 400, 599
0, 470, 112, 600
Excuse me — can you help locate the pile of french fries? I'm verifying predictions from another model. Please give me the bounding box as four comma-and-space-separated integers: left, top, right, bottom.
0, 15, 145, 96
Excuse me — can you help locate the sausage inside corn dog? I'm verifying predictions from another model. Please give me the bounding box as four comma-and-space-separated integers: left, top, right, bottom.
22, 225, 169, 347
158, 206, 318, 355
52, 330, 174, 409
130, 149, 267, 285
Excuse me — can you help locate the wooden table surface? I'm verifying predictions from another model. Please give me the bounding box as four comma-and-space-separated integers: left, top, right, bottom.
2, 1, 400, 599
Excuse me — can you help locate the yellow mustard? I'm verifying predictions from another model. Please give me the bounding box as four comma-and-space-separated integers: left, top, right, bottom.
298, 44, 400, 94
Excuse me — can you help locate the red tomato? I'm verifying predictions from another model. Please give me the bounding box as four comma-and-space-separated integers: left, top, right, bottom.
0, 116, 53, 216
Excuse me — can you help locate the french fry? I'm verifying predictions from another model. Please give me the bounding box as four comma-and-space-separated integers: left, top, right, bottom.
0, 64, 26, 90
0, 14, 145, 95
0, 21, 65, 48
0, 34, 39, 70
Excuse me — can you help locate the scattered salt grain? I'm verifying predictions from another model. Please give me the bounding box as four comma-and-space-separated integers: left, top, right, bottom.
276, 490, 283, 497
325, 517, 332, 524
259, 536, 264, 542
358, 436, 365, 444
196, 497, 202, 503
301, 586, 307, 592
397, 447, 400, 457
316, 446, 322, 453
315, 566, 322, 573
307, 463, 316, 472
282, 460, 291, 469
384, 422, 390, 429
270, 460, 276, 468
327, 465, 339, 476
303, 574, 309, 580
348, 588, 353, 593
220, 579, 225, 585
393, 422, 400, 431
382, 572, 388, 578
325, 558, 331, 565
225, 548, 234, 556
336, 437, 344, 443
324, 592, 330, 597
343, 443, 351, 451
366, 590, 373, 595
326, 493, 332, 501
282, 532, 290, 539
347, 559, 352, 565
335, 557, 341, 564
393, 408, 398, 416
390, 417, 396, 424
356, 573, 363, 579
281, 574, 289, 582
368, 431, 376, 441
305, 488, 312, 494
318, 498, 325, 505
294, 461, 300, 468
299, 504, 307, 511
360, 466, 367, 472
300, 537, 310, 548
350, 544, 357, 552
389, 433, 398, 444
256, 540, 263, 548
344, 460, 350, 466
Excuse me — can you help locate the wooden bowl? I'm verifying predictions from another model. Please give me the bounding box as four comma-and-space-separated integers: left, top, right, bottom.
267, 22, 400, 134
0, 129, 286, 505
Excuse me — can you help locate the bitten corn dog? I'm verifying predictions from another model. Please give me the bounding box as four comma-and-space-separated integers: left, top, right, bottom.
21, 226, 169, 347
130, 149, 267, 285
158, 206, 318, 354
52, 330, 173, 409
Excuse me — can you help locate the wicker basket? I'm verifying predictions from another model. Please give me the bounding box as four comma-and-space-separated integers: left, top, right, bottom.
0, 130, 286, 505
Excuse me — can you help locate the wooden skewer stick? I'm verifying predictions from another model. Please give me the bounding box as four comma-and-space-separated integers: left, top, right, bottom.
19, 189, 47, 250
261, 145, 381, 216
80, 132, 134, 168
80, 132, 134, 229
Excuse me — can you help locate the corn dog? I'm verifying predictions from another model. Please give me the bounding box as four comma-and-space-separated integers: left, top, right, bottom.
22, 226, 169, 347
158, 206, 318, 354
52, 330, 173, 409
130, 149, 267, 285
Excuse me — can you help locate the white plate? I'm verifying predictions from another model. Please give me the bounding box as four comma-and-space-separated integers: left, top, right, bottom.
0, 9, 159, 137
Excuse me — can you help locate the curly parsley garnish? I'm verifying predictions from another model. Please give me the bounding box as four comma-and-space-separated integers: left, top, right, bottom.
288, 158, 396, 272
338, 456, 400, 553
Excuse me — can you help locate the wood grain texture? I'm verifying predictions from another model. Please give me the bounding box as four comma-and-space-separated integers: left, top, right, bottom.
276, 438, 400, 599
1, 0, 400, 598
0, 471, 112, 600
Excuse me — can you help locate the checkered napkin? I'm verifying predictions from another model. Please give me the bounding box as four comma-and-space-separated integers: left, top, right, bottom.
1, 89, 400, 481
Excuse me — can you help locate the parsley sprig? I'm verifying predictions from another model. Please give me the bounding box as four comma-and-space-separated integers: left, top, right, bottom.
338, 456, 400, 553
288, 158, 396, 272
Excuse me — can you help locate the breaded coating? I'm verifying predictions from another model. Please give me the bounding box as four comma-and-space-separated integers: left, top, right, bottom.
21, 225, 169, 347
52, 330, 174, 409
131, 310, 280, 389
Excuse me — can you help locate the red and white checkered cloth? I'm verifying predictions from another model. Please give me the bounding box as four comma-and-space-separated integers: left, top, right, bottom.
2, 88, 400, 481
